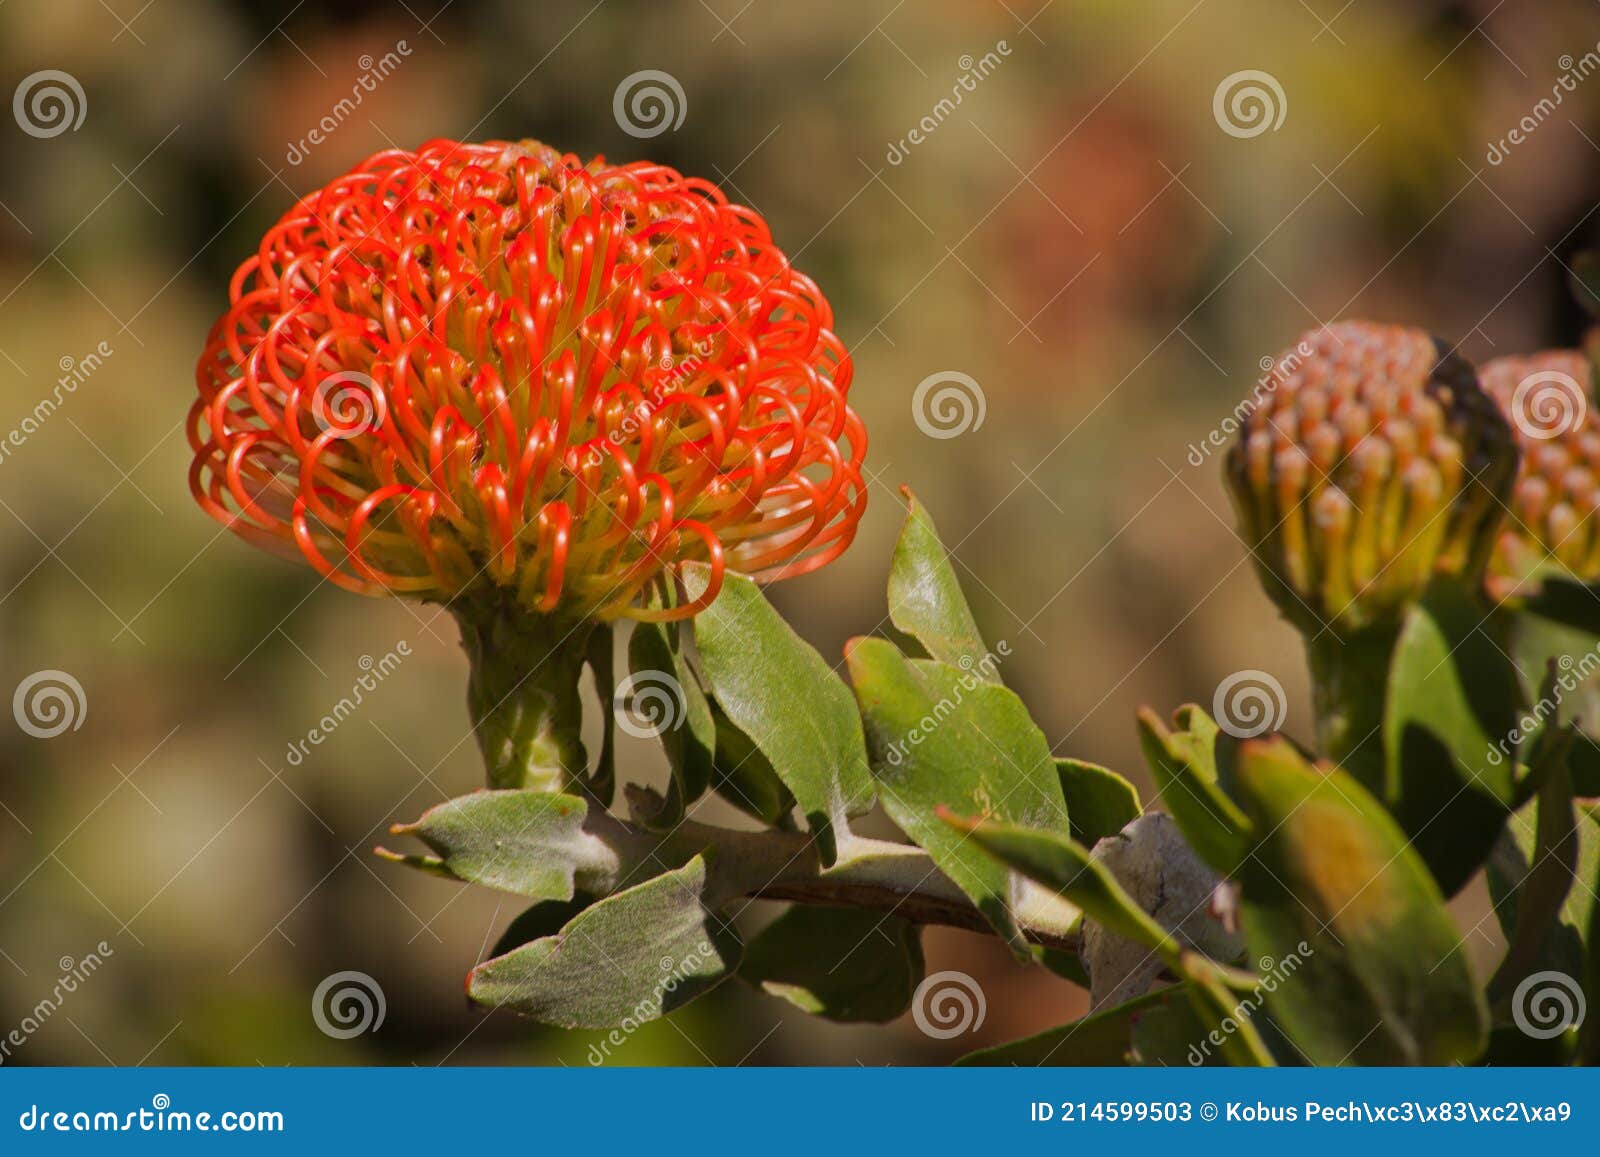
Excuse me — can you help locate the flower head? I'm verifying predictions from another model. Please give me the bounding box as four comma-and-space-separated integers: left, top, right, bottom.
1480, 350, 1600, 597
1226, 321, 1516, 634
190, 138, 865, 623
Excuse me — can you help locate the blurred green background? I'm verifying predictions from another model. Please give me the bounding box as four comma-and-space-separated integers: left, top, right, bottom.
1, 0, 1597, 1065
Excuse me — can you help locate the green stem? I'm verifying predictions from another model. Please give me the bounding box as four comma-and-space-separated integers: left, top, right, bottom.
1305, 624, 1398, 793
455, 603, 593, 792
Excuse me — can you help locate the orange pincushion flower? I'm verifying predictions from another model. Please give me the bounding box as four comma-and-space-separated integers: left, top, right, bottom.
189, 138, 865, 623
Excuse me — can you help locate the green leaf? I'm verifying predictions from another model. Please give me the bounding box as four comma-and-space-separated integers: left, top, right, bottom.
1509, 610, 1600, 796
626, 620, 715, 827
468, 854, 742, 1029
848, 637, 1069, 956
956, 988, 1177, 1066
1487, 777, 1595, 995
940, 811, 1176, 958
1230, 736, 1487, 1065
379, 791, 651, 901
1056, 758, 1142, 846
707, 702, 798, 827
688, 566, 875, 864
490, 895, 597, 959
1135, 705, 1252, 873
887, 489, 998, 678
740, 906, 924, 1022
1383, 587, 1520, 893
1129, 993, 1220, 1066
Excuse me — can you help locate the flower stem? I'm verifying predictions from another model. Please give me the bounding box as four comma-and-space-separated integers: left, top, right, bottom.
1305, 624, 1397, 793
455, 603, 593, 792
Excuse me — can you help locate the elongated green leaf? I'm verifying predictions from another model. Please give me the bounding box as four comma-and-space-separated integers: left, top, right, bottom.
888, 490, 997, 678
627, 620, 715, 827
379, 791, 650, 900
957, 988, 1177, 1066
1135, 705, 1251, 873
1383, 586, 1519, 893
1056, 758, 1142, 846
1488, 780, 1596, 993
688, 566, 874, 863
707, 702, 798, 827
1509, 610, 1600, 796
468, 854, 742, 1029
848, 637, 1068, 956
1231, 736, 1487, 1065
740, 906, 923, 1022
941, 812, 1175, 957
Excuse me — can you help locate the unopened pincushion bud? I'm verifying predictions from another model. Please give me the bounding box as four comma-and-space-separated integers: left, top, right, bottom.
1225, 321, 1517, 772
1479, 350, 1600, 599
1226, 321, 1516, 636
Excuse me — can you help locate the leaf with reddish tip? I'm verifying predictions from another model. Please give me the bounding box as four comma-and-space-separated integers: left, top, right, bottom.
1229, 735, 1486, 1065
940, 810, 1177, 957
468, 854, 741, 1029
379, 790, 648, 901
